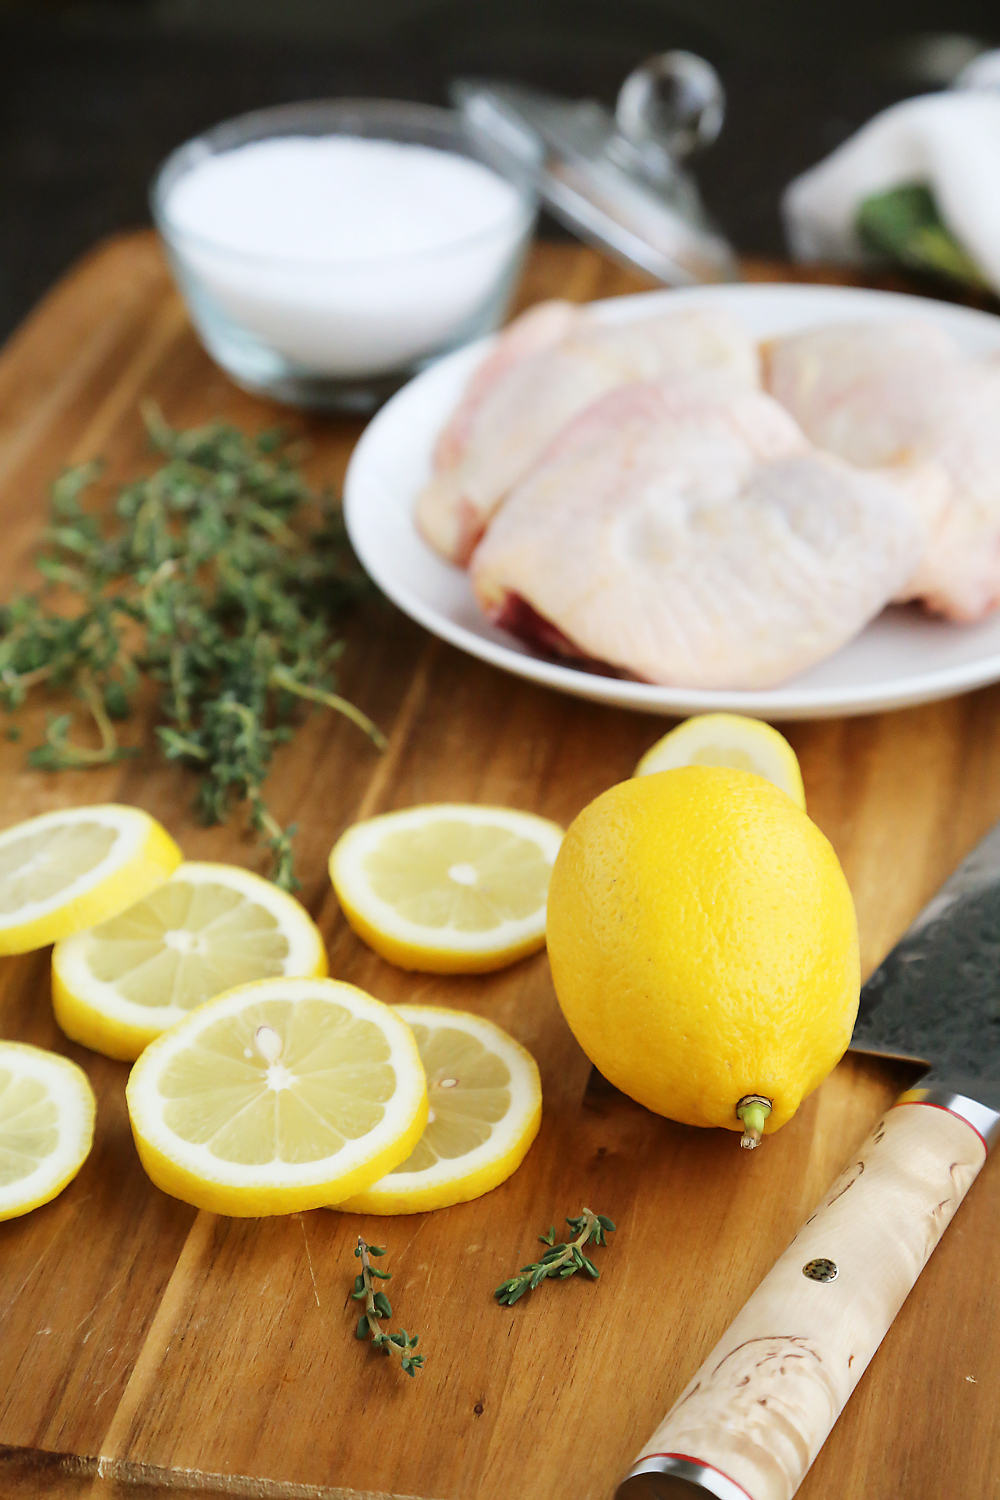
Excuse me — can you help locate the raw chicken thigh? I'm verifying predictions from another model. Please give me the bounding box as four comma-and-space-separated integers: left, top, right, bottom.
416, 301, 760, 565
470, 379, 923, 690
431, 299, 580, 472
765, 320, 1000, 621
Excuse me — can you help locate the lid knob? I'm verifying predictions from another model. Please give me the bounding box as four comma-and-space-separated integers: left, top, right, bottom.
615, 51, 725, 173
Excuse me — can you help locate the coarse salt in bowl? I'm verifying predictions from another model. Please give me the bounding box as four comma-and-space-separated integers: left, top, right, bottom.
151, 100, 537, 411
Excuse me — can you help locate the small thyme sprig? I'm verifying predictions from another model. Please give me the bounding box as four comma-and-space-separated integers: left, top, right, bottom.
351, 1237, 424, 1376
495, 1208, 616, 1305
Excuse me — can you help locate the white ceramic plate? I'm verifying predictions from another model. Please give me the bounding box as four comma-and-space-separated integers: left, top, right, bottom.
344, 281, 1000, 720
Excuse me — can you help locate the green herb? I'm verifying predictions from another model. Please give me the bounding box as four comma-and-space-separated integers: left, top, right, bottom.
0, 405, 384, 888
856, 184, 990, 291
351, 1237, 425, 1376
494, 1208, 616, 1305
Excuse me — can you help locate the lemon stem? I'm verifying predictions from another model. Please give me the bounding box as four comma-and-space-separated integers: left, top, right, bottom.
736, 1095, 772, 1150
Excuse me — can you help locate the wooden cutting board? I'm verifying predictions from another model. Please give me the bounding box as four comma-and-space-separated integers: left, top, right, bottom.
0, 233, 999, 1500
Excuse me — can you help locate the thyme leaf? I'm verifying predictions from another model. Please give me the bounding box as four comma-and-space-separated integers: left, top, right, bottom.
0, 405, 383, 888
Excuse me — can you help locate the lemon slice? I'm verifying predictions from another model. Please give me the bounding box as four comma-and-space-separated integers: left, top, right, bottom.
0, 1042, 96, 1221
330, 805, 564, 973
52, 862, 328, 1061
126, 976, 428, 1216
0, 805, 182, 956
635, 714, 806, 809
335, 1004, 541, 1215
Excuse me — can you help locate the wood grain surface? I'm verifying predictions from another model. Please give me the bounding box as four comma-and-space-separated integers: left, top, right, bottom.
0, 234, 999, 1500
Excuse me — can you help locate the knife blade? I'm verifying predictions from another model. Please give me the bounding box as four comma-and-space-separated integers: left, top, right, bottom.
851, 818, 1000, 1130
616, 821, 1000, 1500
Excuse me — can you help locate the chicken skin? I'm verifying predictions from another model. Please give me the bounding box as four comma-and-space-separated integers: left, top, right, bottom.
416, 301, 760, 565
765, 319, 1000, 621
431, 299, 580, 473
470, 379, 923, 690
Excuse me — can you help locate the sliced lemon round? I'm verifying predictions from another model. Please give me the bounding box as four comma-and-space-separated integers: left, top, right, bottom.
52, 862, 328, 1061
126, 976, 428, 1216
335, 1004, 541, 1215
0, 804, 182, 956
330, 804, 564, 973
635, 714, 806, 809
0, 1042, 96, 1221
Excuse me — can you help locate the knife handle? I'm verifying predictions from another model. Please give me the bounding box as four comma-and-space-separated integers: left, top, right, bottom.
617, 1100, 988, 1500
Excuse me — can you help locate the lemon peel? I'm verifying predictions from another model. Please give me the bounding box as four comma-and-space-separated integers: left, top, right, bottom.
635, 713, 806, 809
330, 804, 563, 973
0, 804, 181, 955
335, 1004, 541, 1214
126, 976, 428, 1216
547, 767, 859, 1141
53, 861, 327, 1060
0, 1042, 96, 1221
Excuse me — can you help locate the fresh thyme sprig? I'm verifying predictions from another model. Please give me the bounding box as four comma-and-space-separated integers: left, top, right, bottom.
494, 1208, 616, 1305
351, 1237, 425, 1376
0, 406, 384, 888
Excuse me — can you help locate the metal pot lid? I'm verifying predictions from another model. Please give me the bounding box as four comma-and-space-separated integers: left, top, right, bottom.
452, 52, 738, 287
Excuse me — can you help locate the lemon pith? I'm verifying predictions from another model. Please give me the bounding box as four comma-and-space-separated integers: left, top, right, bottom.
0, 805, 182, 955
546, 767, 859, 1136
330, 805, 564, 973
0, 1042, 96, 1221
52, 862, 327, 1060
126, 977, 428, 1216
335, 1004, 542, 1214
635, 714, 806, 810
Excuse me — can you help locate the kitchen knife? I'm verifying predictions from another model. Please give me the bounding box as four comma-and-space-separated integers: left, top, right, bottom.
616, 819, 1000, 1500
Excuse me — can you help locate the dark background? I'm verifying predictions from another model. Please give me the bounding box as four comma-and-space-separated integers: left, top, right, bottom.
1, 0, 998, 342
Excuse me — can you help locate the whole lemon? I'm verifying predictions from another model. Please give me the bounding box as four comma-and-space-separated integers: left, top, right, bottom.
546, 767, 859, 1140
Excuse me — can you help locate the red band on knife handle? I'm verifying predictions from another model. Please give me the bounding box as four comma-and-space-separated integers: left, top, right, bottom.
640, 1454, 753, 1498
893, 1098, 989, 1154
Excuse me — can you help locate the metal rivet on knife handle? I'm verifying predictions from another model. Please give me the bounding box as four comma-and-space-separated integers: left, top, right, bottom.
801, 1258, 838, 1283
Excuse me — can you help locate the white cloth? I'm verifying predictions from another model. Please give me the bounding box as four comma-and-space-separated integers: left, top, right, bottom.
955, 49, 1000, 91
782, 67, 1000, 293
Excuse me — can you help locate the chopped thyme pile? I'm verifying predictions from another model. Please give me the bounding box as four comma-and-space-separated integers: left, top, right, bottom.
0, 405, 383, 888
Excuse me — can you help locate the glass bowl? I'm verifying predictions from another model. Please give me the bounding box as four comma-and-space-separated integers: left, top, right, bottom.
151, 100, 538, 412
